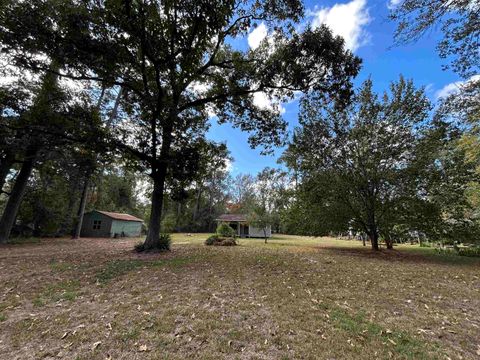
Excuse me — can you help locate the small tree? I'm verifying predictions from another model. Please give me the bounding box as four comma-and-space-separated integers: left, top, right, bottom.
248, 206, 272, 243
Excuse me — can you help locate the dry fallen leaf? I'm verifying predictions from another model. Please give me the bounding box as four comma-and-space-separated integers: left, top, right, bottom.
92, 341, 102, 351
138, 344, 148, 352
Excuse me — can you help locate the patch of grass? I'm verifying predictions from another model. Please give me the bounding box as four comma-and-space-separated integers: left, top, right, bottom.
96, 257, 194, 284
49, 261, 73, 272
96, 259, 145, 284
33, 279, 81, 306
7, 237, 41, 245
119, 326, 141, 342
0, 313, 6, 322
330, 308, 434, 359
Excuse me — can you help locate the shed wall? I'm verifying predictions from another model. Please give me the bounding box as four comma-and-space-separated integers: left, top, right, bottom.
111, 220, 142, 237
80, 213, 113, 238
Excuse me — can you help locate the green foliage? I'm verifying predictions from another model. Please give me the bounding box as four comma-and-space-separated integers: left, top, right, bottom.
205, 234, 220, 246
205, 234, 236, 246
283, 77, 479, 248
216, 223, 235, 238
390, 0, 479, 78
158, 233, 171, 251
435, 245, 480, 257
1, 0, 360, 247
160, 213, 177, 234
135, 233, 171, 252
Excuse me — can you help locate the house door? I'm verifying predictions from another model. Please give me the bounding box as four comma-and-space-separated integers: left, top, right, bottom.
240, 224, 249, 237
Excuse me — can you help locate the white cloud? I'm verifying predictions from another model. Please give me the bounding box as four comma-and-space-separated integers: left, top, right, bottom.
310, 0, 371, 52
253, 92, 286, 114
225, 158, 234, 172
435, 75, 480, 99
248, 22, 268, 50
387, 0, 402, 9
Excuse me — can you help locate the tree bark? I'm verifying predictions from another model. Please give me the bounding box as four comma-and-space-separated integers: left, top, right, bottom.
0, 147, 37, 243
72, 174, 90, 239
0, 151, 15, 194
368, 229, 379, 251
385, 235, 394, 249
143, 168, 168, 250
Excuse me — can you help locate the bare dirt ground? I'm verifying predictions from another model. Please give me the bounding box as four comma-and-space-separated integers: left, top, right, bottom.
0, 234, 479, 360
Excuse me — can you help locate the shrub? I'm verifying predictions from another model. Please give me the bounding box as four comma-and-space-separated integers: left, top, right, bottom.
457, 246, 480, 257
205, 234, 220, 246
158, 233, 171, 251
435, 245, 480, 257
205, 234, 237, 246
221, 238, 237, 246
134, 233, 171, 252
134, 242, 145, 252
216, 222, 236, 237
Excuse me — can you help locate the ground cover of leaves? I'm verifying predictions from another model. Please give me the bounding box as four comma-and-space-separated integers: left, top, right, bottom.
0, 234, 479, 359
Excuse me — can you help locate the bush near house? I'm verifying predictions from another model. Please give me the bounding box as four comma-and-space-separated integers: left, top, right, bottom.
205, 224, 237, 246
216, 223, 236, 238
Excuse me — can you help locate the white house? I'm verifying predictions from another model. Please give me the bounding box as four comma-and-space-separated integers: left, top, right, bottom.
215, 214, 271, 238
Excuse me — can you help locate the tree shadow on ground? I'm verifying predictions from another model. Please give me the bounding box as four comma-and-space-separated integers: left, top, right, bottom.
318, 245, 480, 267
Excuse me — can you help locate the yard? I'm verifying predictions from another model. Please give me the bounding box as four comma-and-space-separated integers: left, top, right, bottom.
0, 234, 479, 360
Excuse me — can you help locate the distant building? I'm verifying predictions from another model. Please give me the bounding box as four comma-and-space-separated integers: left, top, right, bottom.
215, 214, 271, 238
81, 210, 143, 238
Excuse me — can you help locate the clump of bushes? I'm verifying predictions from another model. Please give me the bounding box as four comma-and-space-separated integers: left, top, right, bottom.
435, 243, 480, 257
205, 234, 237, 246
205, 224, 237, 247
135, 233, 171, 252
216, 223, 236, 238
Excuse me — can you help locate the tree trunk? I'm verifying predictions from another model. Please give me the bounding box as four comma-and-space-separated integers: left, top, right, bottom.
385, 235, 393, 249
192, 185, 202, 222
0, 147, 37, 243
72, 174, 90, 239
368, 229, 379, 251
143, 169, 168, 251
0, 151, 15, 194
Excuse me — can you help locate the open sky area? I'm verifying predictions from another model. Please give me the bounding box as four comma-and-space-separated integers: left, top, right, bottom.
206, 0, 461, 176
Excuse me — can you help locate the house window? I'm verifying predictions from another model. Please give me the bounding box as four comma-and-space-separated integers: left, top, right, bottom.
93, 220, 102, 230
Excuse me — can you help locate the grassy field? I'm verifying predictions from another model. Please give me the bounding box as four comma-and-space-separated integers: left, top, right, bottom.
0, 234, 479, 359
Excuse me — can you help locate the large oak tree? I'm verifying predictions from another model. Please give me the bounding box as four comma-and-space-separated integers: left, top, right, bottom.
1, 0, 360, 250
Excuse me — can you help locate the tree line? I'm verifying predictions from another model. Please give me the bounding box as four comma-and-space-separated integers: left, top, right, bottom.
1, 0, 479, 251
0, 0, 359, 249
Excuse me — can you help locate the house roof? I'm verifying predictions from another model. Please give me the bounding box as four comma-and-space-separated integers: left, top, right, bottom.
215, 214, 247, 222
95, 210, 143, 222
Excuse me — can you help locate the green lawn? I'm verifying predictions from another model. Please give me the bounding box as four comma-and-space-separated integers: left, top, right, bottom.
0, 234, 479, 359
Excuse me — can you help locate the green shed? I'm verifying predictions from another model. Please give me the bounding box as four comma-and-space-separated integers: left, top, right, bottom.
80, 210, 143, 238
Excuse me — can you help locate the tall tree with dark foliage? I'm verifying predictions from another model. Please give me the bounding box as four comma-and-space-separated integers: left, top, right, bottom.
1, 0, 361, 250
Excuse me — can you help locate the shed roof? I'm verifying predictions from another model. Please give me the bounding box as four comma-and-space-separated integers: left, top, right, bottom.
215, 214, 247, 222
94, 210, 143, 222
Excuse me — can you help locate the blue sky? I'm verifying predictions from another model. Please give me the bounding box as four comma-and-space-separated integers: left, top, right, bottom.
206, 0, 462, 176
